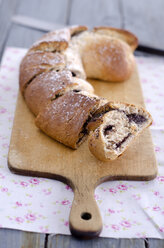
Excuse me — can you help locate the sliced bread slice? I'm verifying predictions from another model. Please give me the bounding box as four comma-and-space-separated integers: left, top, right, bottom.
88, 102, 152, 161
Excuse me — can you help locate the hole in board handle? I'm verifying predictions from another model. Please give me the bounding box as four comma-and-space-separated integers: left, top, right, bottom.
81, 212, 92, 220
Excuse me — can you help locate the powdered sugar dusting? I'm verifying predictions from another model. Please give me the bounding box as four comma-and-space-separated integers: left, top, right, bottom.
21, 52, 65, 69
33, 28, 70, 47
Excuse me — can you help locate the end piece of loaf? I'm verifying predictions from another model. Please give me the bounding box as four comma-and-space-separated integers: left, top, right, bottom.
93, 26, 138, 51
81, 33, 135, 82
88, 102, 152, 161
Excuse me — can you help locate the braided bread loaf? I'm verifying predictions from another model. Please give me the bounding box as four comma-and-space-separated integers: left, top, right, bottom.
19, 25, 152, 161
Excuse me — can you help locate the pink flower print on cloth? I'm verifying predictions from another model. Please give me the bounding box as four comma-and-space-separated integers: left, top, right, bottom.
0, 48, 164, 238
15, 217, 24, 224
25, 213, 37, 222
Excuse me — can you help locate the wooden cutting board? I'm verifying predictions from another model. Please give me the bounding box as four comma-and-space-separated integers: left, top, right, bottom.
8, 64, 157, 238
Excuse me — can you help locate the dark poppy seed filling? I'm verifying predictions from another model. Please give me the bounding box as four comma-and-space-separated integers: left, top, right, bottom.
71, 31, 84, 37
76, 114, 92, 145
71, 72, 76, 77
104, 125, 114, 136
73, 89, 81, 93
77, 132, 87, 144
127, 113, 147, 124
116, 133, 131, 148
51, 93, 61, 100
89, 106, 114, 123
90, 113, 103, 122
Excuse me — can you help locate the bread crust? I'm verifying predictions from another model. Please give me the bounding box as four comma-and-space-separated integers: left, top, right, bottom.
82, 36, 135, 82
30, 28, 70, 52
35, 91, 101, 149
19, 52, 65, 94
24, 70, 72, 115
24, 70, 95, 116
93, 26, 138, 51
18, 25, 148, 157
70, 25, 88, 36
71, 77, 94, 94
20, 25, 138, 95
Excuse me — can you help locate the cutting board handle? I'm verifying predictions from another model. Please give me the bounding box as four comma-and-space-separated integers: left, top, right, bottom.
69, 186, 102, 238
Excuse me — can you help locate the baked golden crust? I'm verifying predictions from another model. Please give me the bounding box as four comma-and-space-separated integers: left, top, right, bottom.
35, 91, 101, 149
19, 52, 65, 94
20, 51, 65, 69
24, 70, 73, 115
19, 66, 47, 95
81, 36, 135, 82
18, 25, 147, 157
20, 25, 138, 95
70, 25, 88, 36
93, 26, 138, 51
24, 69, 94, 116
30, 28, 70, 52
71, 78, 94, 94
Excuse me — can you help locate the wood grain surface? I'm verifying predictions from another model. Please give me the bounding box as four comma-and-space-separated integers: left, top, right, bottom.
8, 64, 157, 238
0, 229, 46, 248
1, 0, 163, 246
47, 234, 146, 248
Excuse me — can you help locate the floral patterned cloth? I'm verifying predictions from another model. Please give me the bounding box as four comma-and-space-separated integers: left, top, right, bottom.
0, 47, 164, 238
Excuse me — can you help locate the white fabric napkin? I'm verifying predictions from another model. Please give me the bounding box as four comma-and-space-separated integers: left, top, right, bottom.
0, 47, 164, 238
